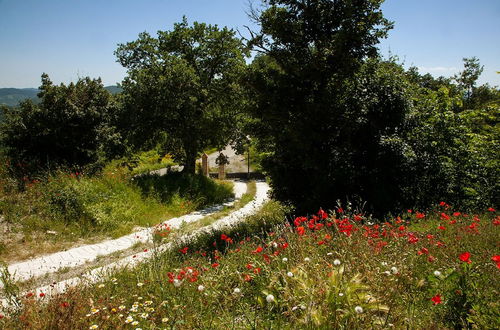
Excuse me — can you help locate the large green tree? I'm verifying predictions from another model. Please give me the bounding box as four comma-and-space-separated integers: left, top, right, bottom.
1, 74, 122, 174
115, 18, 248, 173
245, 1, 417, 215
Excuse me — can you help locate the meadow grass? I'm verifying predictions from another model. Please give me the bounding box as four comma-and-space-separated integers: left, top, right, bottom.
0, 169, 233, 263
1, 202, 498, 329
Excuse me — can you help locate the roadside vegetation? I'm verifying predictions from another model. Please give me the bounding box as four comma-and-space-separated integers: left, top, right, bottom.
0, 157, 233, 263
1, 202, 497, 329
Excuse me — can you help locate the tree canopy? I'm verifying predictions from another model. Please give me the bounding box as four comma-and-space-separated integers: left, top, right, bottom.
0, 73, 122, 175
115, 18, 248, 172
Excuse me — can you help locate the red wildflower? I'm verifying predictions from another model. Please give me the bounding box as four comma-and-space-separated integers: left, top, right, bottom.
431, 294, 442, 305
246, 263, 253, 270
407, 209, 412, 213
337, 207, 344, 214
25, 292, 34, 298
317, 240, 325, 245
253, 246, 263, 254
39, 292, 45, 298
180, 247, 188, 254
418, 247, 429, 255
488, 207, 496, 212
428, 255, 436, 262
211, 263, 219, 268
296, 226, 306, 236
492, 255, 500, 269
438, 225, 446, 230
354, 214, 363, 221
60, 302, 70, 308
453, 212, 461, 217
318, 208, 328, 219
440, 213, 450, 221
407, 233, 419, 244
243, 274, 252, 282
398, 225, 406, 232
439, 201, 446, 207
221, 234, 228, 241
0, 314, 3, 319
253, 267, 261, 274
416, 212, 425, 219
459, 252, 472, 264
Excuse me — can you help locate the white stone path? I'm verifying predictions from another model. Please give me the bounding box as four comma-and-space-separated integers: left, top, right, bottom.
1, 181, 247, 287
1, 181, 269, 309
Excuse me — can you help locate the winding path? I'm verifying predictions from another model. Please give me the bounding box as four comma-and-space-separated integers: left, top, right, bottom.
1, 181, 270, 309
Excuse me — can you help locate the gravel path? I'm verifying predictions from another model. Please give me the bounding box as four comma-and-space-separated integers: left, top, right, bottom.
1, 181, 247, 288
0, 181, 269, 309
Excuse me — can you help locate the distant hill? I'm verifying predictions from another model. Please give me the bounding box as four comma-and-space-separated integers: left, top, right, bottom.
0, 88, 39, 107
0, 86, 122, 107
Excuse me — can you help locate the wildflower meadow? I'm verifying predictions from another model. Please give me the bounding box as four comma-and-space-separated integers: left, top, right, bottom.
1, 202, 498, 329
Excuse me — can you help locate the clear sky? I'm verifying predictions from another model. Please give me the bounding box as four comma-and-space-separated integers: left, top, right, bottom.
0, 0, 498, 88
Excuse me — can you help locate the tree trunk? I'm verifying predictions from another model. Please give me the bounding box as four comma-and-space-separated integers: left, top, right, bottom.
183, 152, 197, 174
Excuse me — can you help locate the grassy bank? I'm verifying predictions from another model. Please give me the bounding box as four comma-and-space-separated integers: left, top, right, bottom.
0, 168, 233, 263
1, 203, 498, 329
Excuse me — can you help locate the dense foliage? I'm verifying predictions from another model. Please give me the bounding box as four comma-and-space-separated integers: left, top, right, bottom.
115, 18, 248, 173
245, 0, 499, 215
0, 74, 122, 175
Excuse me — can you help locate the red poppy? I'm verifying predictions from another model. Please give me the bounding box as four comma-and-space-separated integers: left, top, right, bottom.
488, 207, 496, 212
246, 263, 253, 270
60, 302, 70, 308
39, 292, 45, 298
243, 274, 252, 282
318, 208, 328, 219
180, 247, 188, 254
253, 267, 261, 274
492, 255, 500, 269
416, 212, 425, 219
431, 294, 442, 305
0, 314, 3, 319
459, 252, 472, 264
253, 246, 263, 254
417, 247, 429, 255
296, 226, 306, 236
211, 263, 219, 268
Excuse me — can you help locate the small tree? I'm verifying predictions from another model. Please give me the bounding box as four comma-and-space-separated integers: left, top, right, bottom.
455, 57, 484, 104
115, 18, 248, 173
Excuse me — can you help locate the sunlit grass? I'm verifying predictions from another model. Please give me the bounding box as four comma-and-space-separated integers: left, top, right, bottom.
2, 203, 498, 329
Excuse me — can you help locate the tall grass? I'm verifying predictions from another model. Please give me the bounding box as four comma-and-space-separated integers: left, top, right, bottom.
0, 166, 233, 262
1, 203, 497, 329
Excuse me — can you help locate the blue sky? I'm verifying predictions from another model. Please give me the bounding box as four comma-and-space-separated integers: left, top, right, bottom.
0, 0, 498, 88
